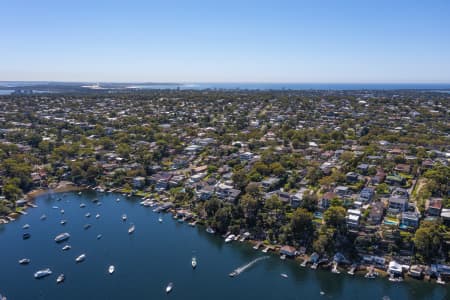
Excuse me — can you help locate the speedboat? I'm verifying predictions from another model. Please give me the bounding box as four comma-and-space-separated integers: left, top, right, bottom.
22, 224, 30, 229
22, 233, 31, 240
40, 214, 47, 220
62, 245, 71, 251
122, 214, 127, 221
158, 217, 163, 223
108, 265, 115, 274
34, 268, 52, 279
60, 209, 65, 214
165, 282, 174, 293
97, 234, 102, 240
281, 273, 288, 278
85, 212, 91, 218
80, 203, 86, 208
192, 257, 197, 269
60, 220, 67, 225
206, 227, 215, 234
95, 213, 100, 219
84, 224, 91, 230
18, 258, 31, 265
116, 198, 120, 202
56, 274, 65, 284
229, 271, 238, 277
128, 224, 135, 234
225, 234, 235, 243
55, 232, 70, 243
75, 254, 86, 263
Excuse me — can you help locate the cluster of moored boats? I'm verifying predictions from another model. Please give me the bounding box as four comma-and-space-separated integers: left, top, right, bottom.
18, 195, 128, 285
16, 192, 187, 294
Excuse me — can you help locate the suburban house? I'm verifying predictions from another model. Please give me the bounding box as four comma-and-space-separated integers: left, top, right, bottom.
388, 188, 409, 213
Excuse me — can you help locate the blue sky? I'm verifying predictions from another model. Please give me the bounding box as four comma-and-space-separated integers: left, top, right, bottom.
1, 0, 450, 83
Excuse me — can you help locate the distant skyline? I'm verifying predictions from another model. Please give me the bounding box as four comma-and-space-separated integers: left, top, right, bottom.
1, 0, 450, 83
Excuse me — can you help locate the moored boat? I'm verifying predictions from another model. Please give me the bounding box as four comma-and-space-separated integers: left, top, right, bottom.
55, 232, 70, 243
60, 220, 67, 225
165, 282, 174, 293
158, 216, 163, 223
281, 273, 288, 278
19, 258, 31, 265
22, 224, 30, 229
95, 213, 100, 219
22, 233, 31, 240
80, 203, 86, 208
56, 273, 65, 284
122, 214, 127, 221
192, 257, 197, 269
97, 234, 102, 240
108, 265, 115, 274
75, 254, 86, 263
62, 245, 71, 251
206, 227, 215, 234
40, 214, 47, 220
225, 234, 235, 243
84, 224, 91, 230
85, 212, 91, 218
34, 268, 52, 279
128, 224, 135, 234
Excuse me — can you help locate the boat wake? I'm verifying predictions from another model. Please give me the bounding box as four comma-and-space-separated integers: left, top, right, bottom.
229, 256, 269, 277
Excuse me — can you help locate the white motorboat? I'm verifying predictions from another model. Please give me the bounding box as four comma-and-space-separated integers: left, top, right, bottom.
54, 232, 70, 243
40, 214, 47, 220
165, 282, 174, 293
85, 212, 91, 218
80, 203, 86, 208
95, 213, 100, 219
22, 224, 30, 229
62, 245, 71, 251
34, 268, 52, 279
122, 214, 127, 221
56, 273, 65, 284
116, 198, 120, 202
97, 234, 102, 240
225, 234, 235, 243
18, 258, 31, 265
128, 224, 135, 234
192, 257, 197, 269
158, 217, 163, 223
60, 220, 67, 225
60, 209, 64, 214
108, 265, 115, 274
75, 254, 86, 263
84, 224, 91, 230
206, 227, 215, 234
281, 273, 288, 278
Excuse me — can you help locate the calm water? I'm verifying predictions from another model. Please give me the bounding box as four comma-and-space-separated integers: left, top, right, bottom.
0, 191, 448, 300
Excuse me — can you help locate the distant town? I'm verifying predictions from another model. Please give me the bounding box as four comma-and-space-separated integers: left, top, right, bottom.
0, 89, 449, 283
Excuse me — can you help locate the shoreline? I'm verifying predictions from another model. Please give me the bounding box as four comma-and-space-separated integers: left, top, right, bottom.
1, 186, 446, 287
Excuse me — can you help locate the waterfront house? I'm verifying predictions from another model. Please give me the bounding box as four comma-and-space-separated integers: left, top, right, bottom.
133, 176, 146, 189
388, 261, 403, 275
261, 177, 280, 191
280, 245, 297, 257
